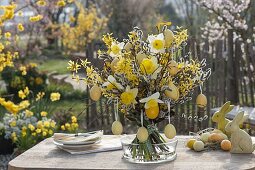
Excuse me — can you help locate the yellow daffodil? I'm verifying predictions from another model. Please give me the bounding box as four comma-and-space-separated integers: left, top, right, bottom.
140, 56, 162, 79
57, 0, 66, 7
4, 32, 11, 38
40, 111, 47, 117
147, 33, 165, 53
28, 124, 35, 131
109, 42, 124, 57
36, 128, 41, 134
18, 90, 26, 99
61, 125, 65, 130
19, 100, 30, 110
50, 92, 61, 101
71, 116, 77, 123
120, 86, 138, 106
139, 92, 164, 109
102, 75, 124, 90
17, 23, 24, 31
25, 110, 33, 117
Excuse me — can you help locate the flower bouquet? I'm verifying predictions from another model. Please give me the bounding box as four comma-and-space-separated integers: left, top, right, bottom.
68, 22, 210, 163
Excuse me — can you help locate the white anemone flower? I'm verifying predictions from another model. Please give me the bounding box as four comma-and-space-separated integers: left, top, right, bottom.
102, 75, 124, 90
109, 42, 125, 57
147, 33, 165, 53
139, 92, 164, 109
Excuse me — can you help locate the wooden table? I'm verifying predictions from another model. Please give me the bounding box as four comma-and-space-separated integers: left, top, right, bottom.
8, 136, 255, 170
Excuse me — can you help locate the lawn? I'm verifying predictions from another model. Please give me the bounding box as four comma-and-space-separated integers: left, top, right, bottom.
36, 59, 70, 74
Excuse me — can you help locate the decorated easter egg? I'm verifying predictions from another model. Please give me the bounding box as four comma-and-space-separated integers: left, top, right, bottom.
221, 140, 231, 151
164, 29, 174, 47
89, 85, 101, 101
164, 124, 176, 139
165, 81, 179, 101
200, 132, 210, 143
111, 121, 123, 135
196, 94, 207, 108
208, 133, 224, 143
110, 58, 119, 72
211, 129, 223, 134
124, 42, 132, 52
137, 126, 149, 142
193, 141, 204, 152
186, 139, 196, 149
145, 106, 159, 119
219, 133, 228, 140
168, 60, 179, 76
136, 52, 147, 64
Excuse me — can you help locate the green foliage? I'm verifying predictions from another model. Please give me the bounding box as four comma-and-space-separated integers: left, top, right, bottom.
37, 59, 70, 74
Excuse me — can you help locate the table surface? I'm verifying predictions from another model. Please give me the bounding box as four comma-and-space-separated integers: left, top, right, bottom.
8, 135, 255, 170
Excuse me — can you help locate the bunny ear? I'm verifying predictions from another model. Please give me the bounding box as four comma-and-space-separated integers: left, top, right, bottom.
233, 111, 244, 124
224, 105, 234, 115
220, 101, 231, 113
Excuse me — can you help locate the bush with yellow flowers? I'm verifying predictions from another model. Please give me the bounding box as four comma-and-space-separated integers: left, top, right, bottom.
0, 86, 68, 152
1, 63, 47, 101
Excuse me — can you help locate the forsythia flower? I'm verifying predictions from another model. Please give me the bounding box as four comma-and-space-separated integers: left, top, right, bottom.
50, 92, 61, 101
36, 92, 45, 101
36, 0, 47, 6
17, 23, 24, 31
29, 15, 43, 22
67, 60, 80, 73
57, 0, 66, 7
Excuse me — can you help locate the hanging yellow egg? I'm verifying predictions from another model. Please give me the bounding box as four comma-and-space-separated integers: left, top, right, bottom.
168, 60, 179, 76
124, 42, 132, 52
164, 124, 176, 139
136, 52, 147, 64
165, 82, 179, 101
110, 58, 119, 72
145, 106, 159, 119
196, 94, 207, 108
111, 120, 123, 135
89, 85, 102, 101
164, 29, 175, 48
137, 126, 149, 142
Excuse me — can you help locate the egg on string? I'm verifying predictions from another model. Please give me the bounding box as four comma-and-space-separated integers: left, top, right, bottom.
89, 85, 102, 101
111, 99, 123, 135
124, 42, 132, 52
196, 93, 207, 108
111, 120, 123, 135
110, 58, 119, 72
163, 29, 174, 48
145, 106, 159, 119
165, 81, 179, 101
136, 51, 147, 64
168, 60, 179, 76
137, 110, 149, 142
164, 101, 176, 139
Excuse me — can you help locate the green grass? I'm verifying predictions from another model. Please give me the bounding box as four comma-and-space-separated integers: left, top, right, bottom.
36, 59, 70, 74
52, 99, 86, 114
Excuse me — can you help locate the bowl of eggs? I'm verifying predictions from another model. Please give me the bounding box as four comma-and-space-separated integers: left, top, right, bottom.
121, 135, 178, 164
186, 128, 231, 152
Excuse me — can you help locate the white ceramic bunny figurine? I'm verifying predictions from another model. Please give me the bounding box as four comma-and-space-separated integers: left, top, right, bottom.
225, 111, 255, 154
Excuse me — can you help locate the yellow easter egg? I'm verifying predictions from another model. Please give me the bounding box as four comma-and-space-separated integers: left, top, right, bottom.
145, 106, 159, 119
110, 58, 119, 72
221, 140, 231, 151
186, 139, 197, 149
111, 121, 123, 135
89, 85, 101, 101
168, 60, 179, 76
196, 94, 207, 108
124, 42, 132, 52
165, 82, 179, 101
164, 124, 176, 139
164, 29, 174, 47
193, 141, 204, 152
136, 52, 147, 64
137, 126, 149, 142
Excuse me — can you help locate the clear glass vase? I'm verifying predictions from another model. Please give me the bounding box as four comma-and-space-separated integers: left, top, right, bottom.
121, 135, 178, 164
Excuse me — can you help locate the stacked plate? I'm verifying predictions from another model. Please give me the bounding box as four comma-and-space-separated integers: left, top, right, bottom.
53, 130, 103, 150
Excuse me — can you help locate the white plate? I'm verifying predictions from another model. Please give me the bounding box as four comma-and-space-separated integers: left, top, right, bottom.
54, 139, 101, 150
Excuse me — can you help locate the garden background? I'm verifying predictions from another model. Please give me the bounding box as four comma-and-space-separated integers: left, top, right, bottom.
0, 0, 254, 169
